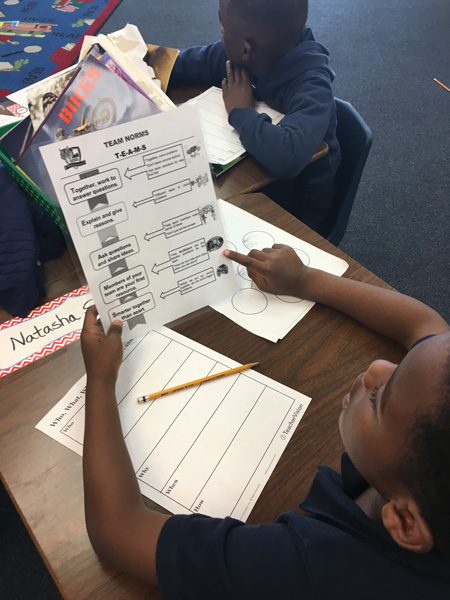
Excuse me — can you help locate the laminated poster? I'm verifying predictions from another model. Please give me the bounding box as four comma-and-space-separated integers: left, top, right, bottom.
40, 104, 238, 341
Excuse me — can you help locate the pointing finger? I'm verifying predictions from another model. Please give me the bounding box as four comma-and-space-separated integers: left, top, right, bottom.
224, 248, 252, 267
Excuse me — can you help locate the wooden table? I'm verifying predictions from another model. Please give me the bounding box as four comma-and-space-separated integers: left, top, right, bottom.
0, 194, 405, 599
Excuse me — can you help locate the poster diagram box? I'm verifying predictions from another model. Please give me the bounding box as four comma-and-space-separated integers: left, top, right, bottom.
164, 209, 202, 237
161, 268, 217, 299
153, 239, 209, 275
152, 179, 192, 203
169, 239, 208, 273
65, 168, 122, 205
90, 236, 139, 271
145, 209, 203, 242
108, 293, 155, 322
100, 265, 149, 304
165, 210, 202, 236
144, 144, 187, 179
179, 268, 216, 294
77, 202, 128, 237
134, 179, 193, 208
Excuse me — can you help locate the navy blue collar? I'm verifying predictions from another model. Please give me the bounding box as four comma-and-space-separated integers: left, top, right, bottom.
300, 453, 450, 579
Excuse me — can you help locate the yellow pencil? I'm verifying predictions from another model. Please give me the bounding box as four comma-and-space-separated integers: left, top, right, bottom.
137, 362, 260, 403
434, 78, 450, 92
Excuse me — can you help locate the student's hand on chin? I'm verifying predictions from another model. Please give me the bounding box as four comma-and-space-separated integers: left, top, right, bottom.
224, 244, 309, 296
81, 305, 123, 384
222, 60, 254, 112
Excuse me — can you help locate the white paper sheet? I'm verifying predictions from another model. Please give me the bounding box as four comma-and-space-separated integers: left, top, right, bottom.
213, 201, 349, 342
40, 104, 239, 342
36, 327, 310, 521
190, 87, 284, 165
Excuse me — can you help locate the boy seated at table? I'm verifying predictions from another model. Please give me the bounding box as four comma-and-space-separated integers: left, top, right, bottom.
169, 0, 341, 236
81, 244, 450, 599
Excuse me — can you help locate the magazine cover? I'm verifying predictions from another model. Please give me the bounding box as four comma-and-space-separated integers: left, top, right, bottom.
18, 54, 161, 199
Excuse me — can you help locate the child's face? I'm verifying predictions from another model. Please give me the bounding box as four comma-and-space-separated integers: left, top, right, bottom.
218, 0, 248, 66
339, 335, 446, 498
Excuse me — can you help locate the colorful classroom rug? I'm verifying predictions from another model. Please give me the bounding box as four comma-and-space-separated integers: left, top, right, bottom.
0, 0, 122, 99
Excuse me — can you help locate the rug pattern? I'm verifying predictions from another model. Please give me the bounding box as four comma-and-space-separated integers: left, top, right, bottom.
0, 0, 121, 98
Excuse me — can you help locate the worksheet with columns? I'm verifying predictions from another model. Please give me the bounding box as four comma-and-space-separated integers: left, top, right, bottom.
36, 327, 310, 521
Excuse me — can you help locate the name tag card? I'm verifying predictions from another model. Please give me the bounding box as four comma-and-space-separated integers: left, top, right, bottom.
0, 287, 92, 378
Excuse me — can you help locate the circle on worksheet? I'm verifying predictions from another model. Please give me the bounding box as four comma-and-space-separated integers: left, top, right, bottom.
293, 247, 311, 266
231, 288, 268, 314
242, 231, 275, 250
275, 248, 311, 302
225, 240, 239, 274
275, 294, 306, 303
237, 263, 252, 281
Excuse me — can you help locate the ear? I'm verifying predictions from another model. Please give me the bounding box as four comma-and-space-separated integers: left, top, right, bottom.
381, 496, 434, 553
241, 39, 254, 63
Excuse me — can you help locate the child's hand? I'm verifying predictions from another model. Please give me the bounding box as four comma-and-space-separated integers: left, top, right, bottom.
224, 244, 310, 297
222, 61, 254, 113
81, 306, 123, 383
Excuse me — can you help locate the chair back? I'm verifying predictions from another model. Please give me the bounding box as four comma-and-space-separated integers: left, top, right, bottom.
327, 98, 373, 246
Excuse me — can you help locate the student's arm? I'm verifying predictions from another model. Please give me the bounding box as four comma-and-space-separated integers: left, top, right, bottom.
81, 307, 168, 584
169, 41, 228, 88
225, 68, 333, 180
224, 245, 449, 349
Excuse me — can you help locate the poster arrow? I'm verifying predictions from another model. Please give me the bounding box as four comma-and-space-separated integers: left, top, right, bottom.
144, 228, 164, 241
124, 164, 147, 180
152, 260, 172, 275
133, 196, 154, 208
160, 285, 180, 299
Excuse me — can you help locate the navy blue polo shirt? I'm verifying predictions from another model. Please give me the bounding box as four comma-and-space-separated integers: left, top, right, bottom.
156, 453, 450, 599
